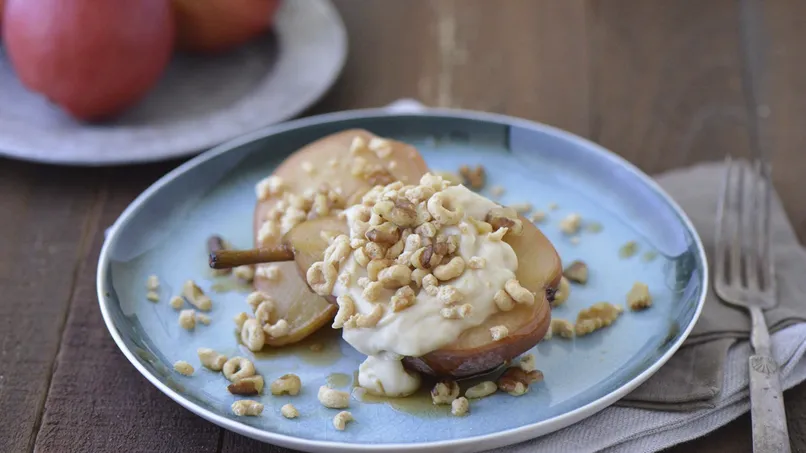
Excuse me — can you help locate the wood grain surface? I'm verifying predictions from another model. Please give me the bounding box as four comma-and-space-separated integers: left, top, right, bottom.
2, 1, 805, 452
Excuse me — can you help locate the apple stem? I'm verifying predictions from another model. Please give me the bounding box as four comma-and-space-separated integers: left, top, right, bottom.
209, 246, 294, 269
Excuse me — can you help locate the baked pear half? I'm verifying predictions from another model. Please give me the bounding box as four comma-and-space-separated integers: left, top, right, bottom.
252, 129, 428, 346
285, 212, 561, 377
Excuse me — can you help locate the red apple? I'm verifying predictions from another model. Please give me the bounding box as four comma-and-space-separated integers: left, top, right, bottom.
3, 0, 174, 121
173, 0, 281, 54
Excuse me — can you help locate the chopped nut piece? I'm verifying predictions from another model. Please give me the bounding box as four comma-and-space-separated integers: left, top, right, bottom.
364, 242, 388, 261
271, 374, 302, 396
519, 354, 537, 372
427, 192, 464, 226
333, 295, 357, 329
354, 247, 370, 266
435, 170, 463, 186
378, 264, 412, 288
414, 221, 438, 238
459, 164, 486, 190
306, 262, 337, 296
530, 211, 546, 223
233, 265, 255, 282
146, 274, 160, 290
626, 282, 652, 310
391, 286, 416, 312
169, 296, 184, 310
281, 403, 299, 419
173, 360, 194, 376
550, 318, 575, 339
373, 198, 418, 227
509, 202, 532, 214
440, 303, 472, 319
231, 400, 263, 417
437, 286, 464, 305
257, 220, 281, 245
228, 375, 264, 395
255, 175, 285, 200
433, 256, 466, 281
410, 244, 441, 269
254, 300, 276, 324
197, 348, 227, 371
355, 304, 384, 328
494, 289, 516, 311
451, 397, 470, 416
490, 185, 505, 197
465, 381, 497, 399
349, 136, 367, 155
552, 277, 571, 307
385, 237, 406, 259
182, 280, 212, 311
256, 264, 281, 282
179, 309, 196, 330
263, 319, 291, 338
488, 227, 508, 241
361, 281, 384, 303
563, 260, 589, 284
467, 256, 486, 269
490, 325, 509, 341
323, 235, 352, 267
365, 222, 401, 245
619, 241, 639, 258
505, 279, 535, 305
497, 367, 543, 396
486, 206, 523, 236
196, 313, 211, 325
146, 291, 160, 302
411, 268, 430, 287
241, 318, 265, 351
318, 386, 350, 408
431, 380, 460, 404
575, 302, 624, 336
559, 213, 582, 235
223, 357, 256, 382
333, 411, 354, 430
233, 312, 249, 331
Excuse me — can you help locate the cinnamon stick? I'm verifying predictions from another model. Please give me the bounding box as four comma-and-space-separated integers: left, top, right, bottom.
209, 246, 294, 269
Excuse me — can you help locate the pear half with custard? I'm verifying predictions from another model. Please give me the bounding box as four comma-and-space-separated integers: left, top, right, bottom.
286, 212, 561, 378
252, 129, 429, 346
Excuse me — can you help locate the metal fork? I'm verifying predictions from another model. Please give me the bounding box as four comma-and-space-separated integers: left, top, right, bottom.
714, 157, 790, 452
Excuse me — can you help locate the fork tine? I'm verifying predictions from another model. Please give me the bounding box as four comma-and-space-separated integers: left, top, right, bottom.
715, 157, 732, 284
746, 161, 760, 291
761, 160, 775, 293
730, 160, 745, 286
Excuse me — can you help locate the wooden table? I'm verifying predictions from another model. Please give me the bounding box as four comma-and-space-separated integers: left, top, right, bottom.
3, 1, 805, 452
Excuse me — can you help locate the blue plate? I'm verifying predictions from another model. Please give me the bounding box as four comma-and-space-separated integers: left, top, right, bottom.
97, 109, 707, 453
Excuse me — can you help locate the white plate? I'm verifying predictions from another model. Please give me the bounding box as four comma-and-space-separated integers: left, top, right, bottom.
0, 0, 346, 166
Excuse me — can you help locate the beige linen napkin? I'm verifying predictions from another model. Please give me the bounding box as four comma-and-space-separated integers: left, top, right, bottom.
619, 161, 806, 410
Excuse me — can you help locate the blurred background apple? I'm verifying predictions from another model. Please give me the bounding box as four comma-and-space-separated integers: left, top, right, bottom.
3, 0, 175, 121
173, 0, 281, 54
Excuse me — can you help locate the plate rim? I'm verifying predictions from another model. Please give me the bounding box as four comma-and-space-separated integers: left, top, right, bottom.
0, 0, 348, 167
97, 107, 708, 453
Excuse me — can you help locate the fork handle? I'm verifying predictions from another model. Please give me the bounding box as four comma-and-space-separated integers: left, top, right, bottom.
748, 307, 791, 453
